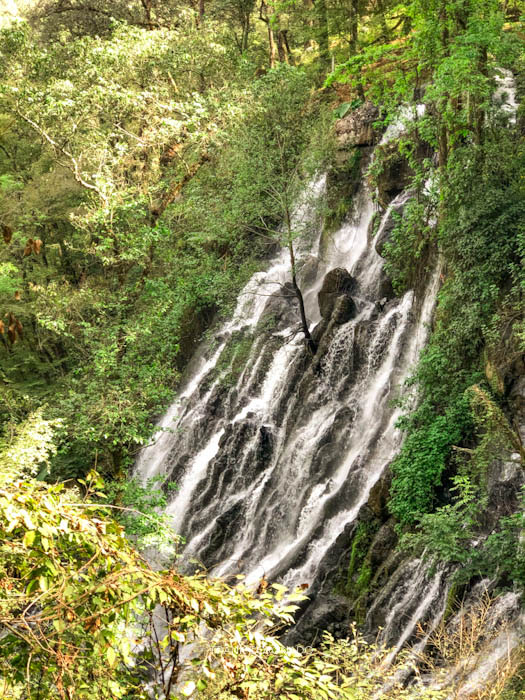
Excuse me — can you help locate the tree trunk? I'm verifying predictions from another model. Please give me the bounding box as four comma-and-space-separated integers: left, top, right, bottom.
349, 0, 359, 55
259, 2, 277, 68
241, 15, 250, 52
140, 0, 155, 29
284, 208, 317, 354
277, 30, 289, 63
315, 0, 330, 66
281, 29, 294, 64
267, 24, 277, 68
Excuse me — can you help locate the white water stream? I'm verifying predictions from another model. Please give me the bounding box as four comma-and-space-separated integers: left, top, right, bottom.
135, 165, 440, 612
132, 66, 523, 697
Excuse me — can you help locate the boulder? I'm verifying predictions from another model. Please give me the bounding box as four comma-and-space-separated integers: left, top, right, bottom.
297, 255, 319, 288
377, 269, 395, 301
259, 283, 297, 330
332, 294, 357, 324
373, 140, 432, 207
367, 469, 392, 518
335, 101, 379, 148
318, 268, 357, 322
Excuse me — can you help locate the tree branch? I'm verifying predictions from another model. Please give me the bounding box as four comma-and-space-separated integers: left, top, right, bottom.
16, 110, 108, 205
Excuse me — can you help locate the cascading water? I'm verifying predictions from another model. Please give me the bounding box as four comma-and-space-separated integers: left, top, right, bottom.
135, 155, 440, 626
133, 67, 523, 696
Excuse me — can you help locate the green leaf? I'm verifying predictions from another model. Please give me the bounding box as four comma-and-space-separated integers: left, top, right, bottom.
23, 530, 36, 547
107, 646, 117, 667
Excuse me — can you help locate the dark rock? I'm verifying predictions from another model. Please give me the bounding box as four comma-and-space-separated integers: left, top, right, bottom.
286, 595, 353, 645
175, 303, 217, 371
377, 268, 395, 300
367, 469, 392, 518
204, 501, 244, 561
256, 425, 274, 470
205, 383, 229, 419
297, 255, 319, 288
367, 520, 398, 570
332, 294, 357, 324
373, 141, 431, 207
258, 285, 298, 331
335, 101, 380, 148
318, 268, 357, 322
333, 405, 356, 433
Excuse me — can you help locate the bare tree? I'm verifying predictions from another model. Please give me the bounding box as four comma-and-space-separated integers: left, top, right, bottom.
250, 145, 318, 355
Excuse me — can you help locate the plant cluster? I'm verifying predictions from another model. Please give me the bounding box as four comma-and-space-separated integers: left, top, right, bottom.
0, 412, 454, 699
0, 10, 327, 478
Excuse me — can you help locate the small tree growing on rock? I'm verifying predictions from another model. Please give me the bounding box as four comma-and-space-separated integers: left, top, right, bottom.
254, 179, 317, 355
253, 141, 320, 354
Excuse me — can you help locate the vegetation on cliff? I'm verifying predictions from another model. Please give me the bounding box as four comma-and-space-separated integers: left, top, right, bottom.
1, 0, 525, 696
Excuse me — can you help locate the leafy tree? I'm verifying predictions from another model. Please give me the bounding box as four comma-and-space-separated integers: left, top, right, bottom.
0, 413, 454, 699
0, 17, 326, 475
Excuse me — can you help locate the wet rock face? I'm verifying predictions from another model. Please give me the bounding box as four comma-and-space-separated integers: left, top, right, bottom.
377, 269, 395, 301
367, 469, 392, 518
259, 284, 298, 329
335, 102, 380, 148
367, 520, 397, 571
297, 255, 319, 288
256, 425, 274, 469
374, 141, 431, 207
331, 294, 357, 324
318, 268, 357, 323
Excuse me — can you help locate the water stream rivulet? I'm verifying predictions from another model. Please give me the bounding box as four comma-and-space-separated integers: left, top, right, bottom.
134, 141, 444, 640
133, 68, 525, 699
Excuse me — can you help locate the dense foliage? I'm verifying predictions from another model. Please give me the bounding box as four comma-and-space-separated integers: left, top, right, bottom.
1, 0, 525, 696
0, 7, 326, 477
327, 0, 525, 528
326, 0, 525, 643
0, 413, 455, 699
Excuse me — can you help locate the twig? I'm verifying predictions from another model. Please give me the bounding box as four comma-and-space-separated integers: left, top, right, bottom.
16, 110, 108, 205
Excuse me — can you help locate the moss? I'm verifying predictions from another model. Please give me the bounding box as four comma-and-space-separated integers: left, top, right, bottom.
442, 578, 460, 624
215, 330, 255, 388
335, 520, 377, 602
345, 523, 369, 591
323, 147, 363, 238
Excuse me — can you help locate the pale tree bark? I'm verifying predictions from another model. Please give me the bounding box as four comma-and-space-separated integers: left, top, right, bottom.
259, 1, 277, 68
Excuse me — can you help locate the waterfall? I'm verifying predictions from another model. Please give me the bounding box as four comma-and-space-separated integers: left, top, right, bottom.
135, 166, 439, 609
131, 67, 523, 698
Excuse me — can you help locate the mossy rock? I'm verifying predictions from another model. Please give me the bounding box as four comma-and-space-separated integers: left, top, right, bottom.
324, 148, 363, 234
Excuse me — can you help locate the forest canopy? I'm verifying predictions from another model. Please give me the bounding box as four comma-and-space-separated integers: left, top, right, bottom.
1, 0, 525, 696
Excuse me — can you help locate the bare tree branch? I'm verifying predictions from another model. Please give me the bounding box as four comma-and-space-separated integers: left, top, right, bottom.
15, 110, 108, 205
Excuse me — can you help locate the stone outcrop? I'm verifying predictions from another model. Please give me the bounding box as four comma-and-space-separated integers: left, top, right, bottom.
297, 255, 319, 288
335, 101, 379, 148
318, 268, 357, 323
373, 141, 414, 207
373, 140, 432, 207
